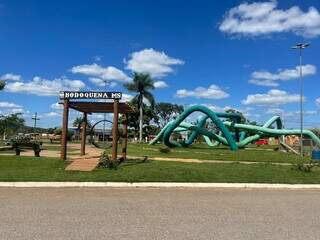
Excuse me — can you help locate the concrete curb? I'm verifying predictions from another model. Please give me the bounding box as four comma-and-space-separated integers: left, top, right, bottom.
1, 182, 320, 189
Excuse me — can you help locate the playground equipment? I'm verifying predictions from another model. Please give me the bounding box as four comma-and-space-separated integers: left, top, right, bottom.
150, 105, 320, 151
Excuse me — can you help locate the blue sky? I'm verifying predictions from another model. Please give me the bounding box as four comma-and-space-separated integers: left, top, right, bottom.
0, 0, 320, 128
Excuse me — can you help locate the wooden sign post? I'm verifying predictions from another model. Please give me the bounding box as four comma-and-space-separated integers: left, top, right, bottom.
60, 99, 69, 160
80, 112, 87, 156
111, 100, 119, 163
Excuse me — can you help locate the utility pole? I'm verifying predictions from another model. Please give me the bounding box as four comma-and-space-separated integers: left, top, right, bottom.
32, 112, 40, 140
292, 43, 310, 157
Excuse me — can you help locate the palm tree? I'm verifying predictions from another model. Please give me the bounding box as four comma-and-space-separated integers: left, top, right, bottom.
0, 80, 5, 91
124, 72, 155, 142
73, 117, 83, 131
73, 117, 92, 132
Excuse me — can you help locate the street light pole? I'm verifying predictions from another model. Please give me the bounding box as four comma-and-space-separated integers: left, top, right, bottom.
292, 43, 310, 157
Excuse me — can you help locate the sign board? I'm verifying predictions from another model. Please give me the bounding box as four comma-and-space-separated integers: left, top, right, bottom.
59, 91, 122, 100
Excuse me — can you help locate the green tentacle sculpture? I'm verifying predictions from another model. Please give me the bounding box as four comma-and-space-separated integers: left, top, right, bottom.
149, 105, 320, 150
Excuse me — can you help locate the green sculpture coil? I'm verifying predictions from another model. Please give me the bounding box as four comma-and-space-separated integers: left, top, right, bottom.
150, 105, 320, 150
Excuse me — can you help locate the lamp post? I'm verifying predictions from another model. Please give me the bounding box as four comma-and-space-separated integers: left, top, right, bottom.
292, 43, 310, 157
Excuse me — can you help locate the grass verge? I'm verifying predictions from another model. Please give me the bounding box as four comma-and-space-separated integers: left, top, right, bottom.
108, 143, 311, 164
0, 155, 320, 183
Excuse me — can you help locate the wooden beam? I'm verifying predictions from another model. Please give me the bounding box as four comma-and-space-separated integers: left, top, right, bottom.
80, 112, 87, 156
111, 100, 119, 163
60, 99, 69, 160
122, 113, 128, 160
68, 101, 134, 114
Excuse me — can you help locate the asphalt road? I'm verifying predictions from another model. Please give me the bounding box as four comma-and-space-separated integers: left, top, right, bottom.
1, 188, 320, 240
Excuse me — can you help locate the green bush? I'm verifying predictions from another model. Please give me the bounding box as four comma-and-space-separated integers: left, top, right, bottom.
292, 160, 320, 173
99, 151, 122, 169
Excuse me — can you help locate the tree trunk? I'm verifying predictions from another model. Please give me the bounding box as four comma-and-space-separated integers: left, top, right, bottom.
139, 104, 143, 142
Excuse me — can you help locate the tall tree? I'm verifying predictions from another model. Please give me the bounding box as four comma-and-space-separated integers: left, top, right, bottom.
155, 103, 184, 127
72, 116, 92, 133
225, 109, 247, 124
73, 117, 83, 131
123, 103, 158, 138
0, 80, 5, 91
124, 72, 155, 142
0, 113, 25, 139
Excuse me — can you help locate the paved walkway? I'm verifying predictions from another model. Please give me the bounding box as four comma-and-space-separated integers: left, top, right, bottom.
65, 157, 100, 171
63, 144, 102, 171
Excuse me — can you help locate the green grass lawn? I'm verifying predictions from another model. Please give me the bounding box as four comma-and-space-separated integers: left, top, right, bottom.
108, 143, 311, 164
0, 155, 320, 183
0, 142, 317, 183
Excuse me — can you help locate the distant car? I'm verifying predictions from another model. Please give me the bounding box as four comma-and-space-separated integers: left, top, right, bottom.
255, 139, 269, 145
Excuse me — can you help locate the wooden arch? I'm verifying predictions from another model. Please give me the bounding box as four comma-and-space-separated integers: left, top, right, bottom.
59, 91, 134, 162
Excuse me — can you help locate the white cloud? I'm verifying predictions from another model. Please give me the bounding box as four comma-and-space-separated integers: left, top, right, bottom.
89, 113, 106, 120
71, 63, 130, 82
50, 102, 63, 110
3, 108, 24, 115
249, 79, 279, 87
219, 1, 320, 38
5, 76, 85, 97
249, 65, 317, 87
121, 93, 134, 102
154, 81, 168, 89
185, 104, 255, 123
203, 104, 254, 118
242, 89, 301, 105
0, 107, 27, 116
0, 101, 21, 108
266, 108, 284, 114
96, 93, 133, 103
89, 77, 104, 86
11, 108, 24, 114
200, 103, 233, 112
125, 48, 184, 78
305, 110, 317, 115
88, 77, 118, 88
316, 98, 320, 106
175, 85, 229, 99
0, 73, 21, 81
267, 107, 316, 117
44, 112, 61, 117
